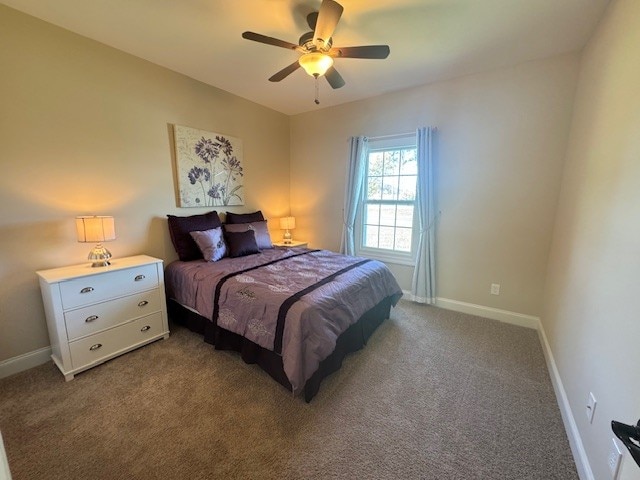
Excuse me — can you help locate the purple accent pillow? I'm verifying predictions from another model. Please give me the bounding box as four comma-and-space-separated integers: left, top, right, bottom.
224, 221, 273, 250
167, 211, 222, 261
224, 230, 260, 258
190, 227, 227, 262
225, 210, 265, 224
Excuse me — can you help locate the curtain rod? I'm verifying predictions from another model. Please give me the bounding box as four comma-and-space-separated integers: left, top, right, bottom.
368, 127, 437, 141
368, 132, 413, 140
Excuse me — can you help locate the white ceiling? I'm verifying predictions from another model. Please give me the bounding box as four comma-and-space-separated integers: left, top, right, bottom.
2, 0, 610, 116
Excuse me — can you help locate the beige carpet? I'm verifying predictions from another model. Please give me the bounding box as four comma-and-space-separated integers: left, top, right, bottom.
0, 300, 577, 479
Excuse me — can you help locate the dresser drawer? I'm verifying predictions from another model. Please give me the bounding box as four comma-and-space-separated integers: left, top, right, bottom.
59, 264, 158, 309
69, 312, 164, 369
64, 289, 161, 341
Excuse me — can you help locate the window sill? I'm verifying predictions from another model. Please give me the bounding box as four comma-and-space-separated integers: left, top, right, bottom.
356, 250, 415, 267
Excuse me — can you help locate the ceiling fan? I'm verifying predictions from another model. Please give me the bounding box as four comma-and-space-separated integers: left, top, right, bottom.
242, 0, 390, 103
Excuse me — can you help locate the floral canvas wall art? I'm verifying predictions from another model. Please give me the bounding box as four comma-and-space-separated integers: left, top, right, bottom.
173, 125, 244, 207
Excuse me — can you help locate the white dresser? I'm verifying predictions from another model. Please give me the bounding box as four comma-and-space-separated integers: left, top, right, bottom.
37, 255, 169, 381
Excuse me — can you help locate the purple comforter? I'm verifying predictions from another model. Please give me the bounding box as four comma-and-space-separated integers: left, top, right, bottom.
165, 247, 402, 394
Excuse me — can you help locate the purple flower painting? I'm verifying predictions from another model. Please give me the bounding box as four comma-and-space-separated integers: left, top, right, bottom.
173, 125, 245, 207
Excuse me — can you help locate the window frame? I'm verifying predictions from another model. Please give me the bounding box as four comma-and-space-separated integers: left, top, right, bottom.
354, 134, 419, 266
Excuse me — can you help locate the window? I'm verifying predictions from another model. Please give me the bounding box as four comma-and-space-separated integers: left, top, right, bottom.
356, 135, 418, 264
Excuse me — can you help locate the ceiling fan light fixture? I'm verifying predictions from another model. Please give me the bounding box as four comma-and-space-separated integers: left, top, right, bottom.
298, 52, 334, 77
242, 0, 390, 90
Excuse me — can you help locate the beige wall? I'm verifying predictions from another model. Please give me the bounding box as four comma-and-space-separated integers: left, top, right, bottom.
542, 0, 640, 478
290, 54, 580, 317
0, 6, 290, 362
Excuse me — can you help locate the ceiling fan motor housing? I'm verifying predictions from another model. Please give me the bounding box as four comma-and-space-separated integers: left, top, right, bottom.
299, 31, 332, 52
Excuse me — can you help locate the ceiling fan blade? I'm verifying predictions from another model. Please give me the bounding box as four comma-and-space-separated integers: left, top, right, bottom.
242, 31, 300, 51
313, 0, 343, 50
325, 66, 345, 89
306, 12, 318, 31
330, 45, 390, 59
269, 61, 301, 82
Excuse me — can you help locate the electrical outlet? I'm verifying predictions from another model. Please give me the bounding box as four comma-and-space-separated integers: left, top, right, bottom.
586, 392, 596, 423
490, 283, 500, 295
607, 437, 622, 479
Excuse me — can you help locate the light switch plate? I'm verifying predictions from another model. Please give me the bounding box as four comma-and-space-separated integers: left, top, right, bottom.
586, 392, 596, 423
607, 437, 622, 479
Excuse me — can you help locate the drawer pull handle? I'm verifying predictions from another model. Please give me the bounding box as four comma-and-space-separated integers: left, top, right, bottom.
85, 315, 99, 323
80, 287, 94, 294
134, 275, 145, 281
89, 343, 102, 351
141, 325, 151, 332
138, 300, 149, 307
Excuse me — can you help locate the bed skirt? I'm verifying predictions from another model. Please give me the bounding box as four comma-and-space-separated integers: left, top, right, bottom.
167, 297, 392, 402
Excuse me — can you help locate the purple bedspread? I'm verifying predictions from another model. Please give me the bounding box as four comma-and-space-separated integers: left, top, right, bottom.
165, 247, 402, 394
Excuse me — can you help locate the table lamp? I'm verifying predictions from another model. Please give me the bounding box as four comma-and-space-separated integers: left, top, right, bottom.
279, 216, 296, 244
76, 216, 116, 267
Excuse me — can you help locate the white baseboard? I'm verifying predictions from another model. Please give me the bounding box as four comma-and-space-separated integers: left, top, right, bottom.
537, 321, 594, 480
412, 294, 540, 329
0, 346, 51, 380
0, 431, 12, 480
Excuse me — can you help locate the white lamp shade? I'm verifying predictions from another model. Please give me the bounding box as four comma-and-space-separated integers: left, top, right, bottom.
298, 53, 334, 77
76, 216, 116, 243
279, 217, 296, 230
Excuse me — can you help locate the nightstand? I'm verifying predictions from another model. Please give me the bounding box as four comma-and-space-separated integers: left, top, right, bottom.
273, 240, 308, 248
37, 255, 169, 381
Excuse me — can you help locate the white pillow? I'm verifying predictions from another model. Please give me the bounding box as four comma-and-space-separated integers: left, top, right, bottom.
190, 227, 227, 262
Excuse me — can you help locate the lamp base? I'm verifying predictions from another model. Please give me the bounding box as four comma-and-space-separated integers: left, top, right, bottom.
88, 244, 112, 268
283, 230, 292, 245
90, 260, 111, 268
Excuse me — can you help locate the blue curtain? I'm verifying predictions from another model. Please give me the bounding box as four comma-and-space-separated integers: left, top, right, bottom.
410, 127, 436, 304
340, 136, 368, 255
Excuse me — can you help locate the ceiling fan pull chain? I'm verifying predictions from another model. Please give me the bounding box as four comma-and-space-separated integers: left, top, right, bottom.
314, 75, 320, 105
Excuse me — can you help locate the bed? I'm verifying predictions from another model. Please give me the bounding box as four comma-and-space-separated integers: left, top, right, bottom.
164, 210, 402, 401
